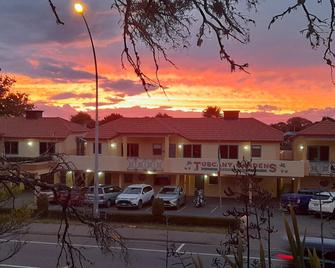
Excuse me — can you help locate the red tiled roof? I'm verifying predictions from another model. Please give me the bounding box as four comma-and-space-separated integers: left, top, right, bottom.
0, 117, 88, 139
295, 119, 335, 137
86, 117, 283, 142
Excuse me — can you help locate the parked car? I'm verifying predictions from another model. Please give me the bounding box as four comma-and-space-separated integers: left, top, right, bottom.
276, 236, 335, 267
86, 185, 123, 207
36, 186, 55, 203
56, 187, 87, 206
156, 185, 186, 209
116, 184, 154, 209
308, 191, 335, 216
280, 189, 321, 214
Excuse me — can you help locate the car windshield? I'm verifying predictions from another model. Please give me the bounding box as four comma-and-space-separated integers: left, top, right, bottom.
313, 194, 331, 200
88, 187, 103, 194
123, 187, 141, 194
159, 187, 177, 194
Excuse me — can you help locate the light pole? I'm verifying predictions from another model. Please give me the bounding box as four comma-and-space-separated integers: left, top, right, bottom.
74, 2, 100, 219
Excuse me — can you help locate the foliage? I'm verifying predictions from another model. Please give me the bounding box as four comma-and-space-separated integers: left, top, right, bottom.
99, 112, 123, 125
0, 154, 127, 267
70, 111, 95, 128
155, 112, 172, 118
47, 0, 335, 90
284, 206, 321, 268
0, 74, 34, 117
152, 198, 165, 217
271, 117, 313, 132
202, 106, 222, 118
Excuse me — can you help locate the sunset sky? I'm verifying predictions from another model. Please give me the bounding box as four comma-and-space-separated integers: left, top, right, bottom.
1, 0, 335, 123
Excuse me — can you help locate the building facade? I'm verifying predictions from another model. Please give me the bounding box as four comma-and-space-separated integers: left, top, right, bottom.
290, 119, 335, 191
68, 111, 305, 197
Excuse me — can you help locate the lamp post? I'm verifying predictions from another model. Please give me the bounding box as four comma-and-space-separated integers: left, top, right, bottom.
74, 2, 100, 219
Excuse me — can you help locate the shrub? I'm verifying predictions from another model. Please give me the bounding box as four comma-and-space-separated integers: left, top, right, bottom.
36, 194, 49, 217
152, 198, 165, 217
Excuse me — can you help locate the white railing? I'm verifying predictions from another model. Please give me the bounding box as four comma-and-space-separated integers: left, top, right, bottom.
308, 161, 335, 176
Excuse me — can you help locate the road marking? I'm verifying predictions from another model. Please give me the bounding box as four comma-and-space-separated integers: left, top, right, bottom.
177, 205, 187, 212
0, 265, 40, 268
176, 243, 185, 253
210, 206, 218, 214
1, 239, 288, 263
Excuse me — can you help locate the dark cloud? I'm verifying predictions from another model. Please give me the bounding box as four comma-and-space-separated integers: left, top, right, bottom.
51, 92, 94, 100
101, 79, 147, 95
257, 105, 279, 112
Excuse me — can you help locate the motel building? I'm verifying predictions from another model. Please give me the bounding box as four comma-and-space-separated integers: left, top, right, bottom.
68, 111, 305, 198
0, 110, 88, 186
287, 119, 335, 192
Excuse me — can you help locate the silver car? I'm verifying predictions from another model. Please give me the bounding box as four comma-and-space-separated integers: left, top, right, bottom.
156, 185, 186, 209
86, 185, 123, 207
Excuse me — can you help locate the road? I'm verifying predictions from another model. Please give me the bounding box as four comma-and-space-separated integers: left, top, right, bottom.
0, 232, 291, 268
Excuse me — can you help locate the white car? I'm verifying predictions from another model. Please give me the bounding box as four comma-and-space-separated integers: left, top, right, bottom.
116, 184, 154, 209
308, 191, 335, 215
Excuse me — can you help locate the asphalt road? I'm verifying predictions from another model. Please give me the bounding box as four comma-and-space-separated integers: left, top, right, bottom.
0, 232, 292, 268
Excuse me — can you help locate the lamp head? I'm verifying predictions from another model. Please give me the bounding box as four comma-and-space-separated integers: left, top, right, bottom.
74, 3, 84, 14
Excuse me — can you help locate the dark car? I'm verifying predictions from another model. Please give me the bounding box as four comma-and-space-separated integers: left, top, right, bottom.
275, 237, 335, 267
86, 185, 123, 207
56, 187, 87, 206
280, 189, 321, 214
156, 185, 186, 209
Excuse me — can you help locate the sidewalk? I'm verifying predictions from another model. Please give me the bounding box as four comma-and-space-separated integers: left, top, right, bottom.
26, 222, 227, 245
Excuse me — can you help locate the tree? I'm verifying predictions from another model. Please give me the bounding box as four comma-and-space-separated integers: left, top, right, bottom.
47, 1, 335, 90
0, 74, 34, 117
155, 112, 172, 118
271, 122, 289, 133
287, 117, 312, 132
0, 154, 127, 267
100, 112, 123, 125
202, 106, 222, 118
70, 112, 95, 128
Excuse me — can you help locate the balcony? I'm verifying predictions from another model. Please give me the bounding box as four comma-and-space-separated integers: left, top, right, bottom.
308, 161, 335, 177
67, 155, 305, 178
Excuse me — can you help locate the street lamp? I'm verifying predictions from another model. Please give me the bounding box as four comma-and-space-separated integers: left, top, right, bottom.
74, 2, 100, 219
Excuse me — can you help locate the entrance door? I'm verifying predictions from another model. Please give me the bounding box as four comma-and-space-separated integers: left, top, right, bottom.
195, 175, 204, 191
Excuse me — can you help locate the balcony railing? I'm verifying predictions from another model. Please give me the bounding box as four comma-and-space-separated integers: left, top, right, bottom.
67, 155, 305, 177
308, 161, 335, 176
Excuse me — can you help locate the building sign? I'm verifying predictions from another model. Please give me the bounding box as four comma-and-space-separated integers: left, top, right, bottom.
168, 158, 304, 177
127, 158, 163, 171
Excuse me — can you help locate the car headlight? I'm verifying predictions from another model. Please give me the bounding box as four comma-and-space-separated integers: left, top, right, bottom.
296, 198, 300, 204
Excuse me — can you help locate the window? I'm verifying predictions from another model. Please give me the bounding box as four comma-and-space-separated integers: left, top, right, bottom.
219, 145, 238, 159
153, 144, 162, 155
76, 138, 85, 155
251, 145, 262, 158
183, 144, 192, 158
209, 176, 218, 185
4, 141, 18, 155
183, 144, 202, 158
307, 146, 329, 161
169, 144, 176, 158
127, 143, 139, 157
93, 143, 102, 154
39, 142, 55, 154
40, 173, 54, 184
143, 186, 152, 193
193, 144, 201, 158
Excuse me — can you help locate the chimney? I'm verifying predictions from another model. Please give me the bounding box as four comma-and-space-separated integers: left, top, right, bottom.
25, 110, 43, 119
223, 110, 240, 120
